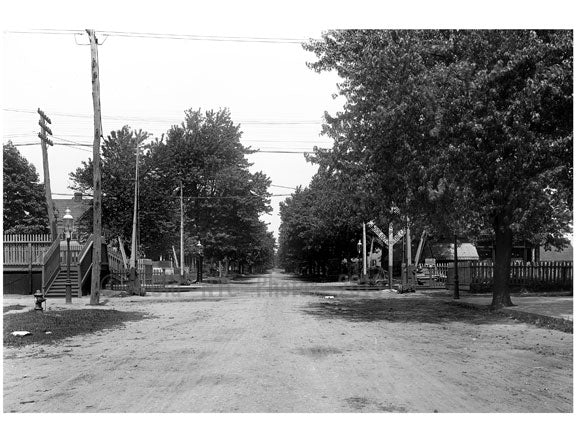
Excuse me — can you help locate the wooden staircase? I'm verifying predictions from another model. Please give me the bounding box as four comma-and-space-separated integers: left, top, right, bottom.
42, 235, 113, 296
46, 268, 79, 296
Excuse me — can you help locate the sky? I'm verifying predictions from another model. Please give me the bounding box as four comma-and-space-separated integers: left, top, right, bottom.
3, 0, 573, 242
2, 17, 344, 239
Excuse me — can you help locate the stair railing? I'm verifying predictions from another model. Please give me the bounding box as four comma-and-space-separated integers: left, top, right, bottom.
42, 237, 61, 295
77, 234, 94, 297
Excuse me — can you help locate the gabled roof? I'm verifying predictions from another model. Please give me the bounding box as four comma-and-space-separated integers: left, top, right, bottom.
429, 242, 480, 261
53, 193, 91, 227
539, 244, 573, 261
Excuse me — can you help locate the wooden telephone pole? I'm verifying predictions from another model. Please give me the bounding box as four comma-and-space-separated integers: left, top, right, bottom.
87, 29, 103, 305
180, 179, 185, 280
128, 142, 141, 295
37, 109, 58, 240
453, 234, 460, 299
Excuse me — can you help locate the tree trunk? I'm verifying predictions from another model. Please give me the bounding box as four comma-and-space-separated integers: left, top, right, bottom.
492, 213, 515, 309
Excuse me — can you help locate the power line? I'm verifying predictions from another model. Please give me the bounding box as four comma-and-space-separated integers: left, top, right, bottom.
270, 184, 297, 190
8, 140, 316, 154
5, 29, 309, 44
4, 29, 83, 36
47, 191, 293, 198
243, 139, 331, 144
7, 137, 320, 155
3, 108, 322, 125
9, 141, 92, 152
252, 150, 312, 154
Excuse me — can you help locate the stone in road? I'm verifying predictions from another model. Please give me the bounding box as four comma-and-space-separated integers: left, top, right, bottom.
3, 271, 572, 412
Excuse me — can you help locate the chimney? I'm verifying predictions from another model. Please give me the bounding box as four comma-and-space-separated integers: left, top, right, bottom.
73, 192, 83, 202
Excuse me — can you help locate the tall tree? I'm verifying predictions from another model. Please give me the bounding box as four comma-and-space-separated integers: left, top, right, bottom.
278, 168, 372, 274
304, 30, 572, 308
3, 142, 49, 234
154, 108, 273, 267
70, 126, 176, 257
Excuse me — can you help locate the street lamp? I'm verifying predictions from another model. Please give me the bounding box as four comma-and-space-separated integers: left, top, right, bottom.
63, 208, 74, 304
357, 239, 362, 277
196, 238, 204, 283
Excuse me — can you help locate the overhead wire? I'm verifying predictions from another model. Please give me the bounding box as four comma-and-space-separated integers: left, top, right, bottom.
7, 141, 316, 155
4, 29, 309, 44
3, 107, 322, 125
3, 30, 327, 162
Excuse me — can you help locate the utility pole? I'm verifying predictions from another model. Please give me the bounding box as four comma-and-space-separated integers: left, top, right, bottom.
388, 222, 393, 289
362, 222, 367, 279
453, 234, 460, 299
180, 179, 185, 281
87, 29, 102, 305
128, 141, 141, 295
37, 109, 58, 240
406, 217, 412, 266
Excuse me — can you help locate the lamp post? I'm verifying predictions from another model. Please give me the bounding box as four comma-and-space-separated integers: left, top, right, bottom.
196, 238, 204, 283
453, 233, 460, 300
63, 208, 74, 304
356, 239, 362, 279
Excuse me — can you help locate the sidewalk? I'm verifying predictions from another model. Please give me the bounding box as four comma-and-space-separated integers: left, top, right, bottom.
304, 286, 573, 332
453, 295, 572, 320
450, 294, 573, 333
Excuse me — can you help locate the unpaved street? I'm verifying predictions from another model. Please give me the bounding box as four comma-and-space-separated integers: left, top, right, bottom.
3, 271, 572, 412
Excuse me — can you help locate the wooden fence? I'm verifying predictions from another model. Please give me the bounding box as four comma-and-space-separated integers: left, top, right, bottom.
60, 243, 84, 266
3, 234, 52, 266
434, 263, 451, 277
3, 234, 52, 242
449, 261, 573, 291
42, 238, 61, 294
107, 246, 126, 275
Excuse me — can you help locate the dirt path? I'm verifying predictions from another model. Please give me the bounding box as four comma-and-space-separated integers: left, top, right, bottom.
3, 271, 572, 412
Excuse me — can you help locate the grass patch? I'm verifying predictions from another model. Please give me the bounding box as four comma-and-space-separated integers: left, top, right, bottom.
4, 309, 148, 347
4, 305, 27, 313
303, 297, 511, 325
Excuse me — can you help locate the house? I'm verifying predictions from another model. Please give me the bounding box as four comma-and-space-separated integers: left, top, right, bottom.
421, 242, 480, 263
474, 235, 572, 263
52, 192, 91, 239
539, 243, 573, 262
3, 193, 94, 295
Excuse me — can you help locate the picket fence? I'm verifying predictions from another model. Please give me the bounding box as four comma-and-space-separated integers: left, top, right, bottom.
450, 260, 573, 291
3, 234, 52, 266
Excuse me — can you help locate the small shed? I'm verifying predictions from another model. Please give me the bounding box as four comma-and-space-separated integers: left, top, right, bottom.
426, 242, 480, 262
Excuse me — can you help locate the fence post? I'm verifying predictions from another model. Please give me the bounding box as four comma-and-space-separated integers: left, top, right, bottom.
28, 242, 33, 294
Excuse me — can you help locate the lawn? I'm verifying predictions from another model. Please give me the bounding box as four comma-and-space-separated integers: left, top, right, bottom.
4, 308, 148, 347
3, 305, 27, 313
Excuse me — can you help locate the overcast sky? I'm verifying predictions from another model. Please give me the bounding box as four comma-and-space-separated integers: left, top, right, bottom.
3, 15, 346, 238
2, 0, 573, 242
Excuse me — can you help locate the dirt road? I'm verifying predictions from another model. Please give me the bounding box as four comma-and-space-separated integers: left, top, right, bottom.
3, 271, 573, 412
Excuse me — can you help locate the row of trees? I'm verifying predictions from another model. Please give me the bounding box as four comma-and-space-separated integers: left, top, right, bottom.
3, 108, 276, 272
279, 30, 572, 309
3, 142, 49, 234
70, 108, 275, 271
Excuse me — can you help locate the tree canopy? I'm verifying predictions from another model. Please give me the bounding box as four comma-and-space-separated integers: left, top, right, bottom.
156, 108, 273, 266
3, 141, 49, 234
293, 29, 573, 308
69, 109, 275, 271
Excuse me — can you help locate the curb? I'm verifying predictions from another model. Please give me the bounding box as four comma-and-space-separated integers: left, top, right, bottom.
449, 301, 573, 334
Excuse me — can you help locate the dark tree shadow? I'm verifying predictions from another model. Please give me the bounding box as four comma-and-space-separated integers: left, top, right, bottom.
302, 297, 508, 325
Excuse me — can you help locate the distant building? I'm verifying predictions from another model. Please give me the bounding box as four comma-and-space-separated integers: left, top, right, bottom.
475, 235, 572, 262
539, 243, 573, 262
475, 237, 538, 262
422, 242, 480, 263
52, 192, 91, 239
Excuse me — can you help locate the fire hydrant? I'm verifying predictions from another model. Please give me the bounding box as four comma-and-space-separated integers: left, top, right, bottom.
34, 290, 46, 311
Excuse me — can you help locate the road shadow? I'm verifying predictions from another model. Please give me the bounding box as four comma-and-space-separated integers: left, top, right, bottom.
302, 297, 508, 325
